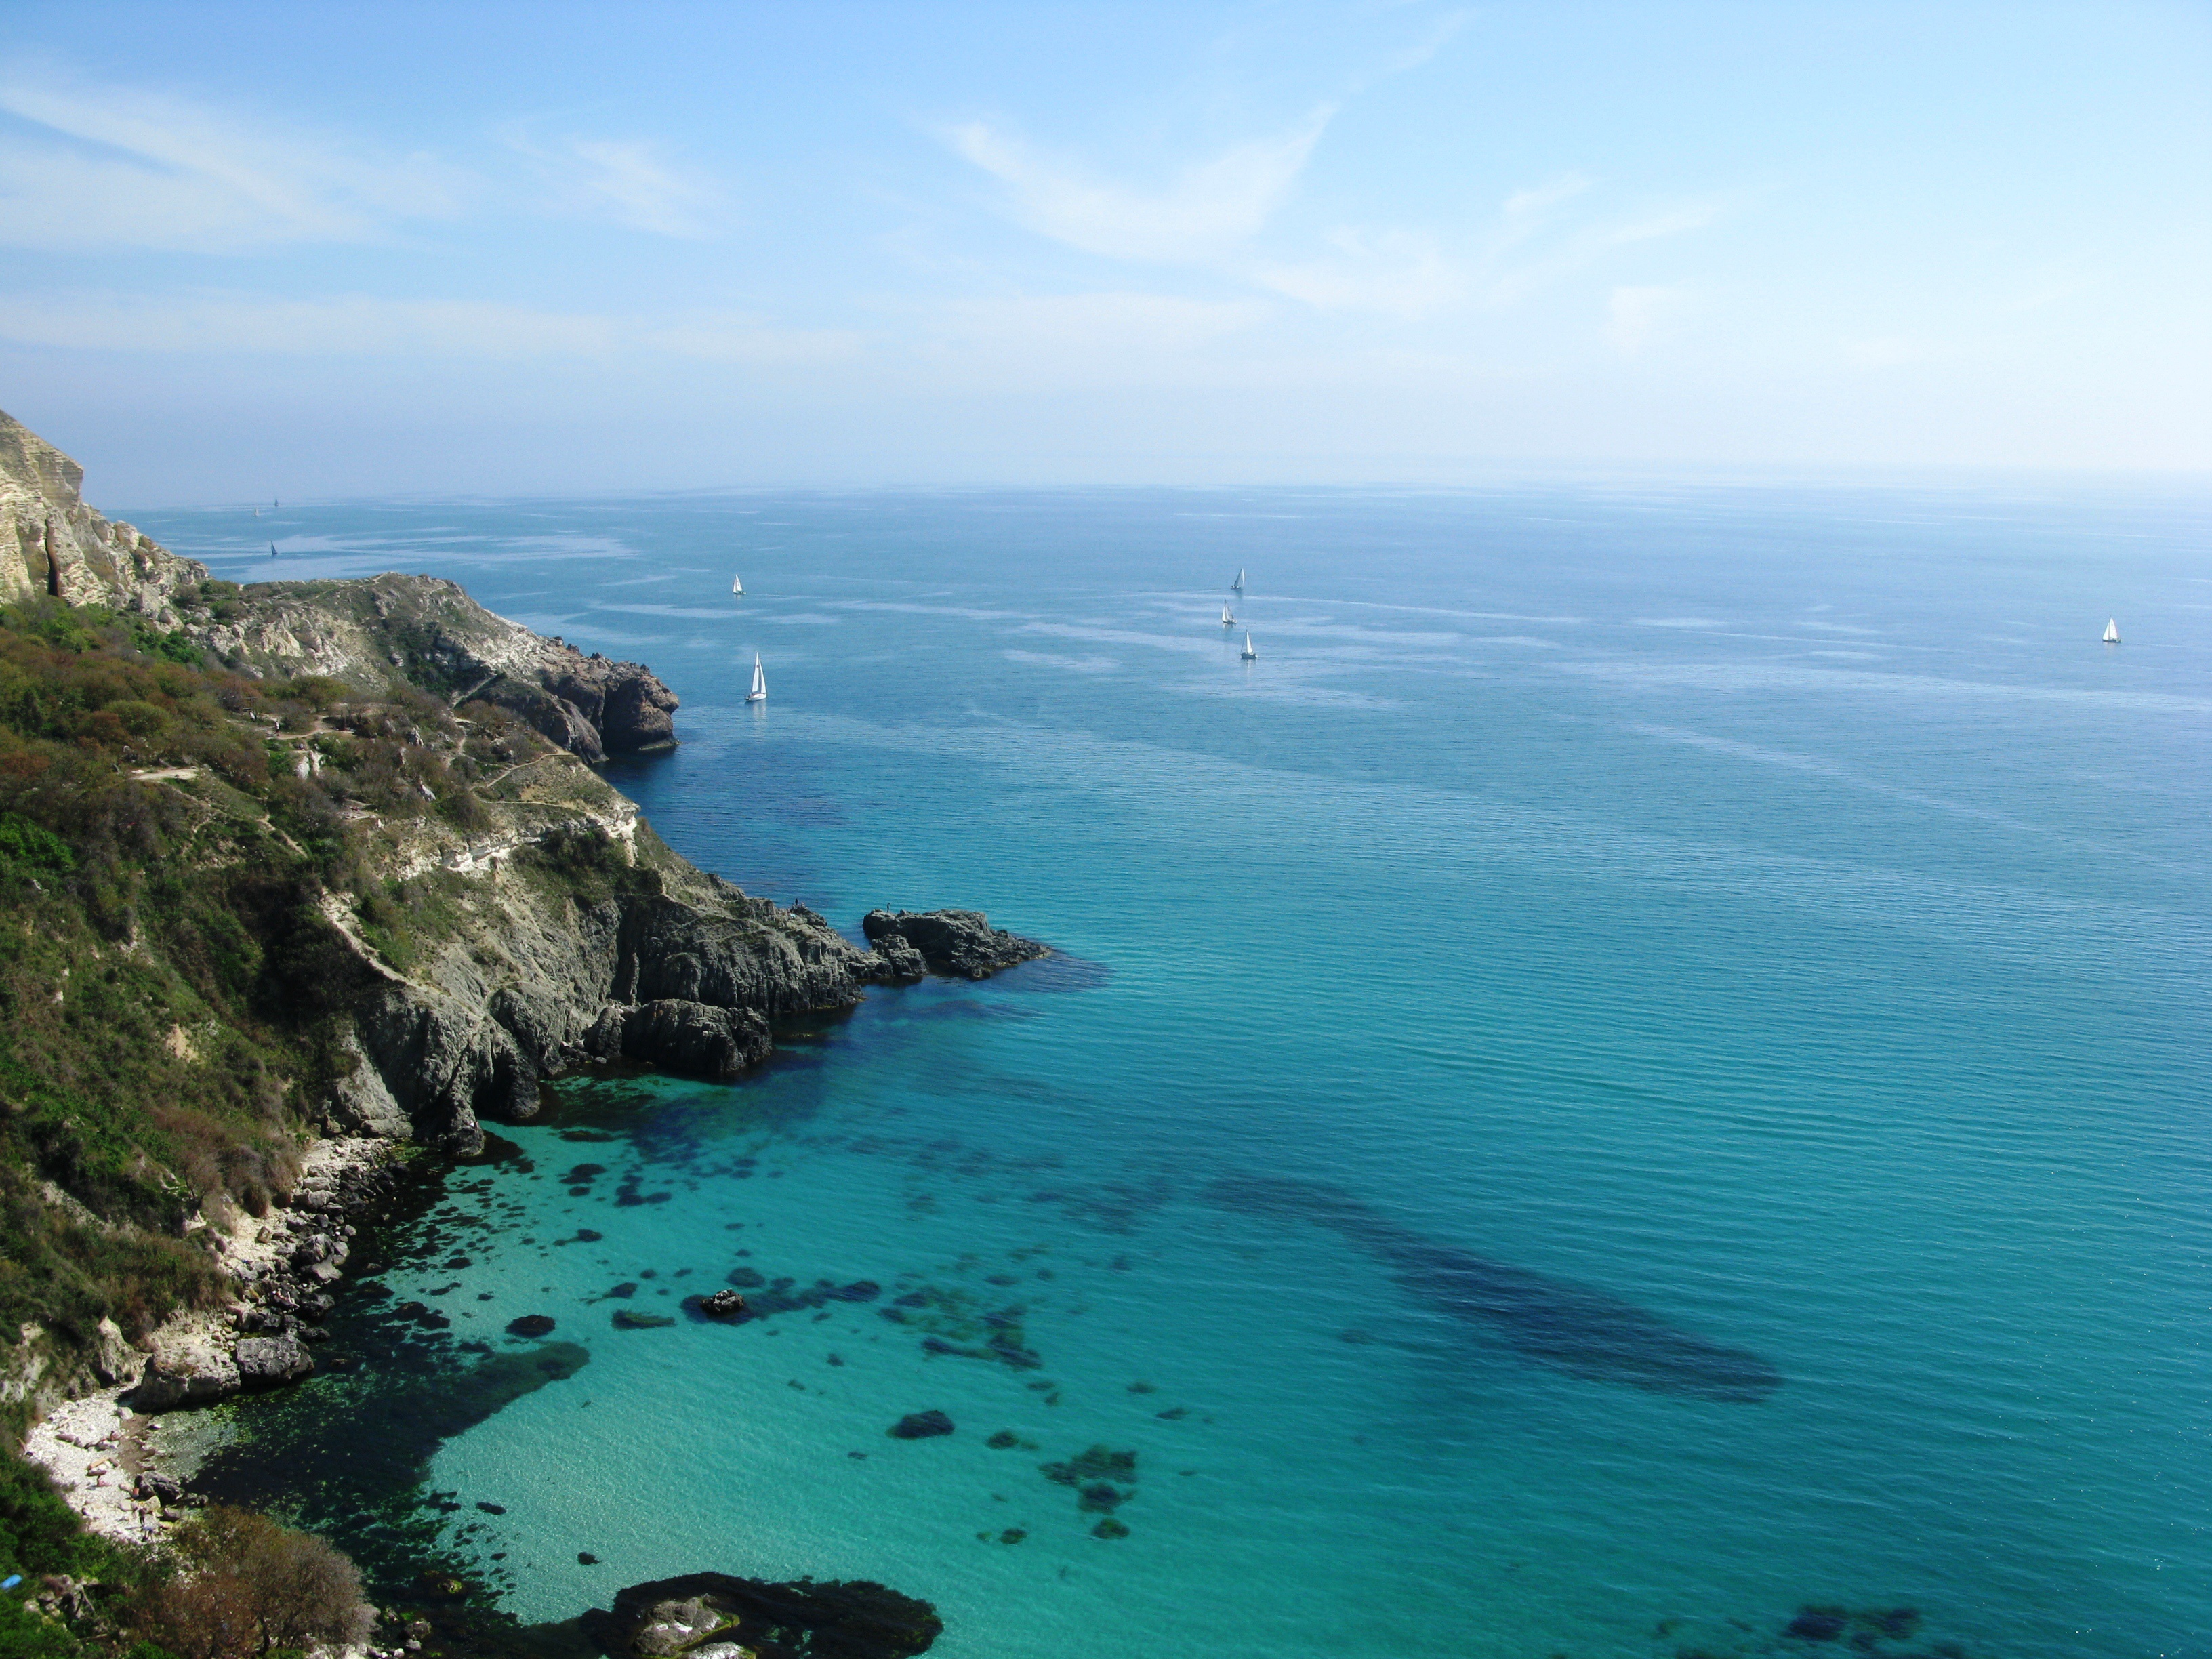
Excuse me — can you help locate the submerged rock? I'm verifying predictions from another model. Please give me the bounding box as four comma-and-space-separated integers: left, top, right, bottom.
860, 910, 1050, 980
699, 1289, 747, 1319
506, 1314, 558, 1338
579, 1570, 941, 1659
887, 1410, 955, 1440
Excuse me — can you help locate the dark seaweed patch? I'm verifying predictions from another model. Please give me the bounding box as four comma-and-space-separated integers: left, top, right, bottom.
1207, 1174, 1782, 1404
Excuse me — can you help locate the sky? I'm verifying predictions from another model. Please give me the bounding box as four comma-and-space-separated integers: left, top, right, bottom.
0, 0, 2207, 503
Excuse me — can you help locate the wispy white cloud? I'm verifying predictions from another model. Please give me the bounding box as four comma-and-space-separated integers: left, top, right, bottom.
0, 73, 468, 251
947, 108, 1334, 263
1841, 335, 1938, 369
1605, 284, 1688, 355
1484, 190, 1730, 306
0, 291, 859, 365
916, 290, 1270, 384
1501, 173, 1593, 228
1252, 229, 1460, 318
501, 128, 723, 237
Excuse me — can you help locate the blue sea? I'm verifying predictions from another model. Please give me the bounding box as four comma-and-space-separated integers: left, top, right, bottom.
142, 485, 2210, 1659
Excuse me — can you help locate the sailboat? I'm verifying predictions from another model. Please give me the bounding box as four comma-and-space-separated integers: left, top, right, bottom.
269, 541, 278, 558
745, 653, 767, 703
2103, 618, 2121, 644
1232, 567, 1246, 591
1240, 632, 1256, 661
731, 574, 745, 596
1221, 603, 1235, 626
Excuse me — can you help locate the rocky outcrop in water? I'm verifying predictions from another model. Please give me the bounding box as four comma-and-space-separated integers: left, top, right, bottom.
328, 846, 918, 1151
579, 1571, 942, 1659
861, 910, 1050, 979
586, 999, 774, 1079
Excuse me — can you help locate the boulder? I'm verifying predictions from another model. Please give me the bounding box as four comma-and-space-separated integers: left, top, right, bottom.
91, 1318, 136, 1387
859, 911, 1048, 981
699, 1290, 747, 1320
233, 1335, 315, 1388
131, 1342, 239, 1410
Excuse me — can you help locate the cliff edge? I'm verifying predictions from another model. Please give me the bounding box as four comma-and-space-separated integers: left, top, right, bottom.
0, 407, 677, 762
0, 409, 1046, 1412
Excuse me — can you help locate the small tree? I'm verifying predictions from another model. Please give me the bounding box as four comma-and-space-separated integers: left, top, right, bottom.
134, 1509, 371, 1659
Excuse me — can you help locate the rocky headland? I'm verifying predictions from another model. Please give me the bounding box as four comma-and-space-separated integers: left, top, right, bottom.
0, 407, 1036, 1653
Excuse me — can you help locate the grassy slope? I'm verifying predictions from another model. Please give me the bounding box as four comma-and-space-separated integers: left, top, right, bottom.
0, 592, 594, 1391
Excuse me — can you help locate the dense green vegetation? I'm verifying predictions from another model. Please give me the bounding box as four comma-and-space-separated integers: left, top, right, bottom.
0, 595, 562, 1382
0, 592, 557, 1659
0, 1449, 369, 1659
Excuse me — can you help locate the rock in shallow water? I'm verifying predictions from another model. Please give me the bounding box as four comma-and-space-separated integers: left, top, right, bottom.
699, 1289, 747, 1319
580, 1571, 941, 1659
887, 1410, 955, 1440
860, 910, 1049, 980
586, 999, 774, 1080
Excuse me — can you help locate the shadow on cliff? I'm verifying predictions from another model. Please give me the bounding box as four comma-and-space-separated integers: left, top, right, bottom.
1206, 1174, 1783, 1404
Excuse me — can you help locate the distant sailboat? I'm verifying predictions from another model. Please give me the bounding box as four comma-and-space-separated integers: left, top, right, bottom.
269, 541, 278, 558
731, 574, 745, 596
2103, 618, 2121, 644
1221, 603, 1235, 626
1240, 632, 1256, 661
745, 653, 767, 703
1232, 567, 1246, 591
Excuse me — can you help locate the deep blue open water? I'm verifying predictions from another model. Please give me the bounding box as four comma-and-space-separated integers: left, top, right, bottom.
142, 485, 2209, 1658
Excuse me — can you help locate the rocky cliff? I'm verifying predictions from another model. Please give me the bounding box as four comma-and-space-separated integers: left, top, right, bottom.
0, 408, 204, 615
0, 407, 678, 762
182, 573, 680, 760
0, 409, 1051, 1412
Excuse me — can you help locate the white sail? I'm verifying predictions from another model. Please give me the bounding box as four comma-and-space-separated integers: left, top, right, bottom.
1240, 632, 1256, 660
746, 653, 767, 702
1221, 604, 1234, 626
732, 574, 745, 596
2103, 618, 2121, 644
1232, 567, 1246, 590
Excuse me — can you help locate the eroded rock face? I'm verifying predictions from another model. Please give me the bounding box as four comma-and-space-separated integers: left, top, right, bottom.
182, 572, 682, 763
331, 871, 884, 1152
579, 1571, 942, 1659
861, 911, 1050, 980
0, 407, 207, 615
90, 1318, 136, 1387
586, 1000, 773, 1080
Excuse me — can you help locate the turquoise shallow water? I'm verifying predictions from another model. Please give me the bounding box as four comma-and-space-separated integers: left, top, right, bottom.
146, 487, 2210, 1658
